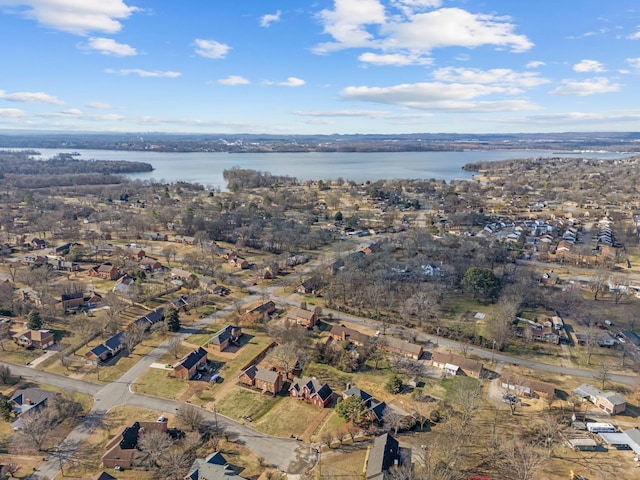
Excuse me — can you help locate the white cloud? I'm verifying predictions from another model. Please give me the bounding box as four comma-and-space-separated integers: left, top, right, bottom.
314, 3, 533, 55
573, 59, 606, 73
340, 81, 540, 112
432, 67, 550, 89
627, 57, 640, 70
260, 10, 281, 27
627, 31, 640, 40
85, 101, 113, 109
218, 75, 250, 86
268, 77, 305, 87
550, 77, 621, 96
0, 108, 26, 118
84, 37, 136, 56
526, 61, 545, 69
0, 0, 139, 35
104, 68, 181, 78
358, 52, 432, 66
194, 39, 230, 59
0, 89, 63, 104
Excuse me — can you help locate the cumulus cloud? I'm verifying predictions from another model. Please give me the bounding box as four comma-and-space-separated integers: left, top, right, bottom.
526, 61, 545, 69
573, 59, 606, 73
0, 0, 139, 35
358, 52, 432, 66
550, 77, 621, 96
264, 77, 305, 87
0, 108, 26, 118
104, 68, 181, 78
314, 2, 533, 56
627, 57, 640, 70
0, 89, 63, 104
340, 81, 540, 112
432, 67, 550, 89
194, 39, 230, 59
218, 75, 250, 86
83, 37, 137, 56
260, 10, 281, 27
627, 30, 640, 40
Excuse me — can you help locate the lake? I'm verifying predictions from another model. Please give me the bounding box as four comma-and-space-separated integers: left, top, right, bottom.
19, 148, 633, 191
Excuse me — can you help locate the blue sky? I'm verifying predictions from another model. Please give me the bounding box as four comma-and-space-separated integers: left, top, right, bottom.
1, 0, 639, 134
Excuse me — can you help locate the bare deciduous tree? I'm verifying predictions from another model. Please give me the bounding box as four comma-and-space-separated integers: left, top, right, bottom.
135, 430, 173, 469
176, 404, 205, 432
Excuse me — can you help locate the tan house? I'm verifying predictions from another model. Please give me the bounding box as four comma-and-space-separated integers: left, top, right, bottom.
173, 347, 208, 380
286, 307, 318, 329
243, 301, 276, 322
501, 375, 555, 399
379, 336, 424, 359
238, 365, 283, 395
13, 329, 55, 349
431, 351, 484, 378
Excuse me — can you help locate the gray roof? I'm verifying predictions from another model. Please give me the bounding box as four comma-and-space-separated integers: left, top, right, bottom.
185, 452, 247, 480
366, 433, 400, 479
255, 369, 280, 384
573, 383, 602, 399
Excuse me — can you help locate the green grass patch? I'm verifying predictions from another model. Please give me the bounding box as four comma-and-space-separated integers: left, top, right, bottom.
215, 388, 281, 421
185, 324, 219, 347
0, 342, 42, 365
131, 367, 187, 398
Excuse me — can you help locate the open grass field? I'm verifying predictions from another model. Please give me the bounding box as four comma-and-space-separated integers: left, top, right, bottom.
254, 398, 324, 438
214, 388, 282, 422
0, 341, 43, 365
131, 366, 187, 399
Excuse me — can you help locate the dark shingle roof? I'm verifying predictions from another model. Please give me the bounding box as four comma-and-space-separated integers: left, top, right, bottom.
179, 347, 207, 370
366, 433, 399, 478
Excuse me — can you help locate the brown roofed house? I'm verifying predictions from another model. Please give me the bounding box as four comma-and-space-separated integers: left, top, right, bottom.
501, 375, 556, 399
286, 307, 318, 329
431, 351, 484, 378
102, 421, 168, 469
329, 324, 371, 346
289, 376, 333, 408
13, 329, 55, 350
173, 347, 208, 380
238, 365, 283, 395
89, 263, 119, 281
379, 336, 424, 359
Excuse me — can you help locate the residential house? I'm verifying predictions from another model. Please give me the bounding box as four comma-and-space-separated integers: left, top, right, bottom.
171, 295, 190, 312
183, 451, 247, 480
22, 255, 47, 265
238, 365, 283, 395
12, 328, 55, 350
379, 336, 424, 359
141, 232, 168, 241
573, 383, 627, 415
139, 256, 163, 273
30, 237, 46, 249
619, 330, 640, 351
89, 263, 119, 281
431, 351, 484, 378
363, 243, 381, 255
622, 428, 640, 455
112, 274, 135, 293
102, 421, 168, 469
296, 276, 323, 295
10, 388, 57, 430
286, 307, 318, 329
243, 301, 276, 322
343, 384, 388, 423
87, 473, 117, 480
85, 331, 127, 363
128, 307, 165, 333
61, 291, 103, 311
289, 376, 333, 407
527, 325, 560, 344
208, 325, 242, 352
500, 375, 555, 399
175, 235, 196, 245
329, 324, 371, 346
173, 347, 208, 380
48, 258, 79, 271
127, 248, 146, 261
171, 268, 197, 283
364, 433, 412, 480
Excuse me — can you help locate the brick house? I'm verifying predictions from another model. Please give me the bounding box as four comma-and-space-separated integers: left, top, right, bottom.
379, 336, 423, 359
173, 347, 208, 380
573, 383, 627, 415
208, 325, 242, 352
289, 376, 333, 408
85, 331, 127, 363
102, 421, 168, 469
12, 329, 55, 349
89, 263, 120, 281
238, 365, 283, 395
243, 301, 276, 323
286, 307, 318, 329
329, 324, 371, 346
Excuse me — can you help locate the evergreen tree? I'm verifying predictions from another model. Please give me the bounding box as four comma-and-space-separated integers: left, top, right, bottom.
0, 394, 12, 421
165, 307, 181, 332
27, 309, 42, 330
385, 374, 403, 394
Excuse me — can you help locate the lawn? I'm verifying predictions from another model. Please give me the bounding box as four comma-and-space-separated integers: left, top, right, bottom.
0, 342, 42, 366
184, 324, 219, 347
131, 367, 187, 399
255, 398, 324, 437
214, 388, 282, 422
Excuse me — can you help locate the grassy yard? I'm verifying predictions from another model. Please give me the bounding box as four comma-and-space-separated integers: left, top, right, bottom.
184, 324, 220, 347
131, 367, 187, 399
215, 388, 282, 422
254, 398, 324, 437
314, 409, 347, 442
0, 342, 43, 365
